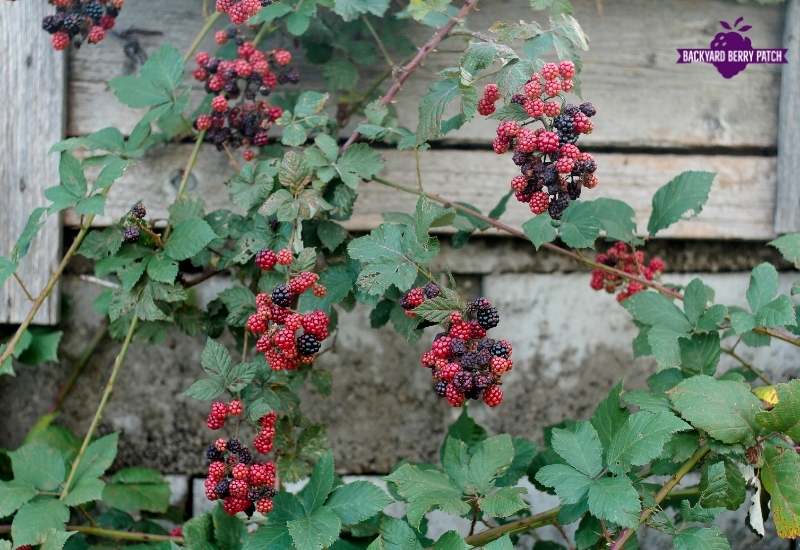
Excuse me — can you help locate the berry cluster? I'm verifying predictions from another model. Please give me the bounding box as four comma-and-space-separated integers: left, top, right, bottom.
246, 249, 331, 370
399, 282, 441, 317
193, 35, 297, 160
206, 398, 244, 430
421, 298, 510, 408
481, 61, 599, 220
121, 201, 148, 243
215, 0, 270, 25
253, 411, 277, 454
204, 435, 277, 516
590, 242, 665, 302
42, 0, 123, 51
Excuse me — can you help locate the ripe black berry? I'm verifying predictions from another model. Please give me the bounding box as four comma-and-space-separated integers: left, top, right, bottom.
579, 102, 596, 117
452, 371, 473, 393
227, 439, 243, 453
423, 283, 441, 299
207, 446, 224, 462
476, 307, 500, 330
42, 15, 62, 33
83, 2, 103, 22
473, 372, 494, 390
271, 284, 294, 307
450, 338, 467, 356
491, 341, 510, 358
215, 479, 231, 498
553, 114, 574, 135
563, 104, 580, 116
122, 225, 140, 243
548, 194, 570, 219
434, 381, 447, 396
237, 448, 252, 465
297, 333, 321, 356
130, 202, 146, 219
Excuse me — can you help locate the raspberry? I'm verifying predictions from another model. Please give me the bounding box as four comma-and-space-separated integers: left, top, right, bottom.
536, 131, 559, 153
232, 463, 250, 480
276, 249, 293, 265
297, 333, 321, 356
555, 156, 574, 174
256, 498, 274, 514
483, 385, 503, 407
228, 400, 244, 417
477, 98, 495, 116
483, 83, 500, 102
515, 128, 537, 154
273, 49, 292, 66
271, 284, 294, 307
212, 96, 229, 113
492, 136, 510, 154
529, 192, 550, 215
445, 384, 465, 407
541, 63, 559, 80
208, 461, 226, 481
543, 101, 561, 117
544, 79, 561, 97
497, 121, 520, 139
52, 32, 70, 50
579, 102, 596, 117
559, 60, 576, 79
254, 249, 278, 270
524, 79, 541, 98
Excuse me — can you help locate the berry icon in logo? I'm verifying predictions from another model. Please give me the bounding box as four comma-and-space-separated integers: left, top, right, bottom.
709, 17, 753, 78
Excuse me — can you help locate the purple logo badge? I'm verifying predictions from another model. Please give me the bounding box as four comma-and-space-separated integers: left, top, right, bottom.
676, 17, 787, 78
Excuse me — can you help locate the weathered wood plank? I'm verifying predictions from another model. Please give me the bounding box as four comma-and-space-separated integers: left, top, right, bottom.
774, 0, 800, 233
63, 147, 777, 240
67, 0, 783, 149
0, 2, 64, 324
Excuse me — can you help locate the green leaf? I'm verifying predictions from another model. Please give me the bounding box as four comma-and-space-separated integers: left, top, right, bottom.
334, 0, 389, 20
480, 486, 527, 518
297, 262, 358, 313
683, 278, 714, 326
9, 442, 66, 491
75, 194, 106, 216
523, 214, 557, 249
67, 432, 118, 501
64, 477, 106, 506
59, 151, 87, 197
668, 375, 762, 444
146, 253, 178, 284
497, 58, 537, 98
755, 379, 800, 439
647, 171, 715, 236
551, 422, 603, 477
674, 527, 730, 550
102, 467, 170, 514
606, 410, 690, 474
0, 481, 37, 517
755, 295, 795, 327
699, 460, 746, 510
286, 507, 342, 550
369, 515, 424, 550
495, 437, 537, 487
590, 198, 638, 243
95, 156, 129, 189
11, 207, 48, 263
416, 77, 476, 142
465, 434, 515, 493
201, 338, 233, 377
244, 524, 293, 550
769, 233, 800, 268
591, 382, 629, 451
337, 144, 384, 189
301, 450, 335, 513
317, 220, 348, 252
11, 499, 69, 547
385, 464, 470, 528
623, 291, 691, 333
323, 58, 359, 91
213, 502, 247, 549
219, 286, 256, 327
40, 528, 75, 550
433, 531, 467, 550
587, 475, 641, 528
279, 150, 311, 190
535, 464, 592, 504
78, 228, 123, 260
17, 328, 63, 365
678, 333, 721, 375
482, 536, 514, 550
164, 218, 217, 261
184, 377, 226, 402
747, 262, 779, 314
558, 201, 600, 248
327, 481, 392, 525
0, 256, 16, 288
110, 45, 185, 108
760, 442, 800, 538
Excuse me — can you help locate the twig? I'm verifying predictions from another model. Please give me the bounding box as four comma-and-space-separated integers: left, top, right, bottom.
60, 316, 139, 500
0, 524, 183, 544
12, 273, 35, 301
253, 22, 275, 46
181, 268, 226, 288
164, 130, 206, 241
610, 446, 710, 550
362, 16, 395, 68
722, 347, 772, 384
184, 12, 222, 63
340, 0, 480, 152
51, 322, 109, 413
370, 176, 800, 348
465, 507, 560, 547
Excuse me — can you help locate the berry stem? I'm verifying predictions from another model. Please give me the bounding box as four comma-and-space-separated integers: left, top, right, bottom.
0, 524, 183, 544
721, 346, 772, 384
163, 130, 206, 241
60, 315, 139, 501
183, 11, 222, 63
340, 0, 480, 152
370, 176, 800, 350
609, 445, 710, 550
12, 273, 35, 302
362, 15, 396, 68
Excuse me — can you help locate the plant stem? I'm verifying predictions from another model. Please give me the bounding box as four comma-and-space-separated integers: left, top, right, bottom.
610, 445, 710, 550
465, 506, 561, 547
51, 322, 109, 413
184, 12, 222, 63
60, 316, 139, 500
12, 273, 35, 301
722, 347, 772, 384
341, 0, 480, 152
253, 22, 275, 46
0, 524, 183, 544
163, 130, 206, 241
370, 176, 800, 348
0, 215, 99, 367
362, 16, 395, 68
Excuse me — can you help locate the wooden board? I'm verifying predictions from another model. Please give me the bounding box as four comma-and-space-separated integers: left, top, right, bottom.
64, 147, 777, 240
0, 1, 65, 325
774, 0, 800, 233
67, 0, 783, 149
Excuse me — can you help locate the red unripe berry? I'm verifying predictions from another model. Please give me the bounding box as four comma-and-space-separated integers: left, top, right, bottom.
223, 497, 249, 515
542, 101, 561, 117
215, 30, 229, 45
204, 477, 219, 500
561, 79, 574, 92
256, 498, 274, 514
232, 463, 250, 480
208, 461, 226, 481
590, 270, 605, 290
312, 284, 327, 297
477, 98, 496, 116
483, 83, 500, 102
483, 385, 504, 407
496, 120, 520, 139
492, 136, 510, 154
52, 32, 70, 50
242, 149, 255, 162
431, 337, 453, 359
207, 415, 225, 430
227, 400, 243, 417
87, 26, 105, 44
437, 362, 460, 382
276, 248, 293, 265
541, 63, 559, 80
529, 192, 550, 215
212, 96, 229, 113
196, 52, 211, 66
445, 384, 465, 407
559, 60, 576, 79
544, 79, 561, 97
515, 128, 537, 154
511, 175, 528, 193
523, 98, 544, 118
253, 432, 274, 453
490, 356, 513, 376
559, 143, 581, 160
273, 49, 292, 66
196, 115, 213, 131
536, 131, 560, 153
584, 174, 599, 189
211, 401, 228, 418
555, 156, 574, 174
573, 112, 593, 133
215, 438, 227, 451
524, 79, 541, 99
100, 15, 116, 30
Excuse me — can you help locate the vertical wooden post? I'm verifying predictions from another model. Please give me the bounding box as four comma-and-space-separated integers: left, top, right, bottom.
0, 1, 65, 324
774, 0, 800, 234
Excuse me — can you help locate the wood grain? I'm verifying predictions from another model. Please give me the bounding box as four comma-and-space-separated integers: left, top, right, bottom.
0, 1, 64, 325
774, 0, 800, 233
67, 0, 783, 149
64, 147, 777, 240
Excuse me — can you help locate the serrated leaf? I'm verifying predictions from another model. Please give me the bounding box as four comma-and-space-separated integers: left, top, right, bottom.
110, 45, 184, 109
755, 380, 800, 439
334, 0, 389, 20
0, 481, 36, 517
465, 434, 515, 493
587, 475, 641, 528
523, 214, 557, 249
591, 382, 629, 451
761, 443, 800, 538
683, 278, 714, 326
102, 467, 170, 514
678, 332, 720, 375
535, 464, 592, 504
317, 220, 348, 252
9, 442, 66, 491
11, 499, 69, 547
647, 171, 714, 235
674, 527, 731, 550
78, 228, 123, 260
497, 58, 536, 98
699, 460, 746, 510
747, 262, 779, 314
337, 143, 384, 189
286, 507, 341, 550
480, 486, 527, 518
146, 253, 178, 283
164, 218, 217, 261
301, 450, 335, 513
755, 295, 794, 327
433, 531, 467, 550
279, 150, 311, 190
416, 78, 461, 142
72, 433, 118, 487
769, 233, 800, 268
385, 464, 470, 528
327, 481, 392, 525
558, 201, 600, 248
623, 292, 691, 333
551, 421, 603, 477
668, 375, 761, 444
606, 410, 690, 474
201, 338, 233, 377
591, 198, 638, 243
